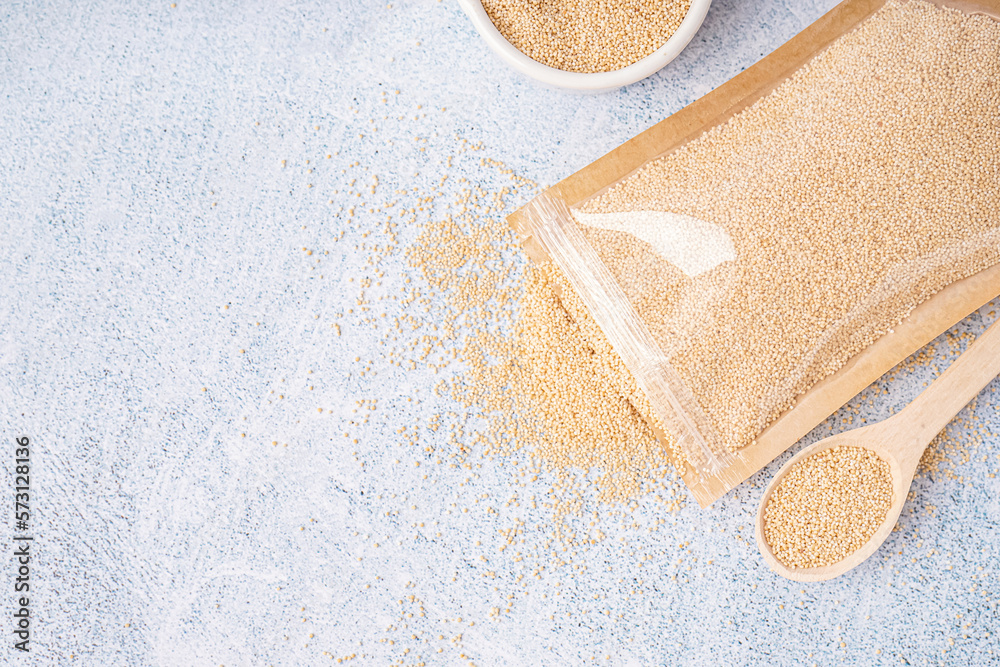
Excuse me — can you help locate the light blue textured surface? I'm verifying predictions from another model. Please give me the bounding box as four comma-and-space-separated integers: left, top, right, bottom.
1, 1, 998, 665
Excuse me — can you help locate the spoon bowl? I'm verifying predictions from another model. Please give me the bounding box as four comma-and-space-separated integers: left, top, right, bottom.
756, 316, 1000, 581
755, 423, 910, 582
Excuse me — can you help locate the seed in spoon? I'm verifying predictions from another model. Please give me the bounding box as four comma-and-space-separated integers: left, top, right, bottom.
763, 446, 893, 569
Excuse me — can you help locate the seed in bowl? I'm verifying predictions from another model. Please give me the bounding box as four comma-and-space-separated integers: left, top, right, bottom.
481, 0, 692, 73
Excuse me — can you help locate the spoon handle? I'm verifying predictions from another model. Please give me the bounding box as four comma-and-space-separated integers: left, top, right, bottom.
901, 317, 1000, 450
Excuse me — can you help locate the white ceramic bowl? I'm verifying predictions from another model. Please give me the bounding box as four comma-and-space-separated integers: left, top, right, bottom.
457, 0, 712, 91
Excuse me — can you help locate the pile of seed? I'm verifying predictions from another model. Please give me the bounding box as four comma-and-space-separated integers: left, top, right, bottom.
574, 0, 1000, 455
763, 446, 893, 569
407, 180, 686, 508
481, 0, 692, 73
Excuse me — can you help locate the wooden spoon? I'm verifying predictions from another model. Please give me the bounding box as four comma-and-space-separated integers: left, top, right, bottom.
755, 317, 1000, 582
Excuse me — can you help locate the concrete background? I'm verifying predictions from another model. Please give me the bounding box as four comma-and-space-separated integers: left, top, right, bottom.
1, 0, 997, 665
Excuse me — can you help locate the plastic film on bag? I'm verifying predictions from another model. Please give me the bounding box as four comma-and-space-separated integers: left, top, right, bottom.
519, 193, 737, 480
